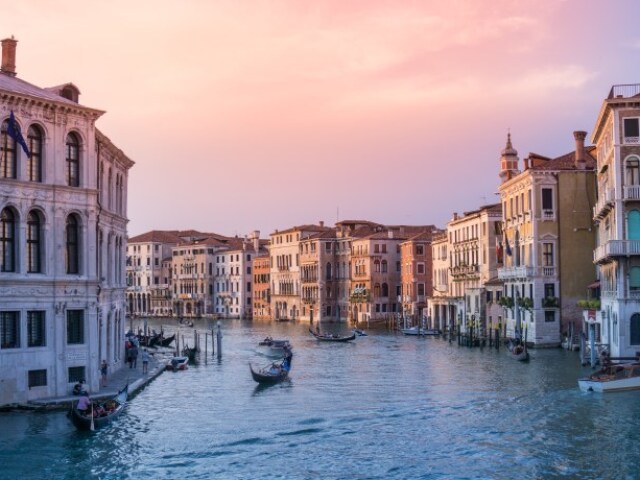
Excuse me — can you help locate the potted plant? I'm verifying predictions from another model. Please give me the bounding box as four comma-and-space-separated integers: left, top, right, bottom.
498, 296, 514, 309
542, 296, 558, 308
517, 296, 534, 311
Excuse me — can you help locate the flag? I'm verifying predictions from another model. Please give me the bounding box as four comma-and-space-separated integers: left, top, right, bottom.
505, 236, 512, 256
7, 111, 30, 156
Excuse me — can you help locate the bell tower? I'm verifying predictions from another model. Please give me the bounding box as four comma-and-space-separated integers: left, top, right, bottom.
498, 132, 520, 183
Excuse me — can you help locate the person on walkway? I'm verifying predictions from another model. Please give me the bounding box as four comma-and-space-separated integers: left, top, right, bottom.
100, 360, 108, 387
131, 345, 139, 369
141, 348, 150, 374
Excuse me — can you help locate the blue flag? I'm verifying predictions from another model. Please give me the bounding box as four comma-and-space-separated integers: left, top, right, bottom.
505, 236, 512, 256
7, 111, 30, 156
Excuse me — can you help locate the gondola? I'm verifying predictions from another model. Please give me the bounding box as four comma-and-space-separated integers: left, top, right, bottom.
68, 384, 128, 431
158, 333, 176, 347
250, 352, 292, 384
309, 328, 356, 342
183, 345, 197, 361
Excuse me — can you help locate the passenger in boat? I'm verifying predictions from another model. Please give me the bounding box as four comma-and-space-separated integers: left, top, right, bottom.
76, 392, 91, 415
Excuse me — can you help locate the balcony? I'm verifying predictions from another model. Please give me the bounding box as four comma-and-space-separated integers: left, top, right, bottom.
624, 185, 640, 201
594, 240, 640, 264
450, 264, 479, 276
497, 265, 535, 280
541, 266, 556, 277
593, 187, 615, 220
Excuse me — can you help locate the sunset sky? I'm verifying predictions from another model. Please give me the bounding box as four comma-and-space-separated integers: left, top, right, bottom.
5, 0, 640, 238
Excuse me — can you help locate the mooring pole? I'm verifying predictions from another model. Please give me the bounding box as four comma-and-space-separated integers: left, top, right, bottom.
216, 321, 222, 359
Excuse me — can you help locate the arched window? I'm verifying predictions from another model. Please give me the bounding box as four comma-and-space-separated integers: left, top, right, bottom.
26, 210, 42, 273
325, 262, 332, 280
374, 259, 380, 273
382, 283, 389, 297
626, 156, 640, 187
1, 118, 17, 179
27, 125, 43, 182
66, 214, 80, 274
66, 133, 80, 187
1, 208, 16, 272
381, 260, 388, 273
628, 210, 640, 240
631, 314, 640, 345
374, 283, 381, 297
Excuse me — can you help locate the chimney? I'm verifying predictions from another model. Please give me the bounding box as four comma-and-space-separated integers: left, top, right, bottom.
1, 36, 17, 77
523, 158, 529, 170
573, 131, 587, 170
388, 230, 394, 239
319, 221, 324, 228
252, 230, 260, 252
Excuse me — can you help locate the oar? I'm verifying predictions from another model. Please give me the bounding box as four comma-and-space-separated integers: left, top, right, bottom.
90, 402, 95, 431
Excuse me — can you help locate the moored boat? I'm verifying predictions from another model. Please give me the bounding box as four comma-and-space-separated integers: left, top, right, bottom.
166, 356, 189, 371
68, 384, 128, 431
578, 361, 640, 392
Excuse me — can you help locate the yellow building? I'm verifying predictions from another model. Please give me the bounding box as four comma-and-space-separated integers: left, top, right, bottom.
498, 133, 596, 346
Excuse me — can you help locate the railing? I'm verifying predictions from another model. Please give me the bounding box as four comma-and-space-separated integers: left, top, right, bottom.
541, 266, 555, 277
497, 265, 535, 280
608, 84, 640, 99
594, 240, 640, 263
624, 136, 640, 145
542, 209, 555, 220
593, 187, 615, 219
624, 185, 640, 201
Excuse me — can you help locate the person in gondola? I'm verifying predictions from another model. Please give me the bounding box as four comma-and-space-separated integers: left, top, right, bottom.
76, 392, 91, 415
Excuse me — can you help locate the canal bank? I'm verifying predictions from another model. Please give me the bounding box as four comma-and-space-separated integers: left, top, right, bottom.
4, 349, 171, 412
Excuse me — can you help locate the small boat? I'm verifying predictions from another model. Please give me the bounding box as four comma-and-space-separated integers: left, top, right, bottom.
182, 346, 197, 361
68, 384, 128, 431
578, 361, 640, 392
423, 328, 442, 336
158, 334, 176, 348
353, 328, 368, 336
166, 356, 189, 371
309, 328, 356, 342
258, 336, 273, 346
269, 340, 292, 357
250, 352, 292, 384
402, 326, 424, 336
507, 339, 529, 362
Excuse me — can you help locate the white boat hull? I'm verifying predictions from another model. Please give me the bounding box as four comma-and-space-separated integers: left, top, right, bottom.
578, 376, 640, 392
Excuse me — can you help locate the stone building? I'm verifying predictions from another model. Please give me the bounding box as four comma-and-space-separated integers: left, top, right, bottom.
0, 37, 133, 404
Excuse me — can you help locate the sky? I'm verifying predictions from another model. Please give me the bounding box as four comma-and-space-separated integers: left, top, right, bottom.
4, 0, 640, 238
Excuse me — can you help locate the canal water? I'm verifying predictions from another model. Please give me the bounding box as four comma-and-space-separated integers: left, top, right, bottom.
1, 319, 639, 480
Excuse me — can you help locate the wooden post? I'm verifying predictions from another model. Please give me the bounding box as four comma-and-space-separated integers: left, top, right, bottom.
204, 332, 208, 357
216, 321, 222, 359
211, 328, 215, 356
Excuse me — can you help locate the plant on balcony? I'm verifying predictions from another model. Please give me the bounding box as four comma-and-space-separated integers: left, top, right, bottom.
517, 296, 534, 312
578, 299, 600, 310
498, 296, 514, 309
542, 296, 559, 308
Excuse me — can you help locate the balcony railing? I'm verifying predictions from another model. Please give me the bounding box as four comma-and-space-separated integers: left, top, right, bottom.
608, 84, 640, 99
594, 240, 640, 263
541, 266, 555, 277
498, 265, 535, 280
624, 185, 640, 201
593, 187, 615, 219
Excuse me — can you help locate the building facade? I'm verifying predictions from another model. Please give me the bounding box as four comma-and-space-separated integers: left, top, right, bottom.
0, 37, 133, 404
592, 84, 640, 357
498, 133, 596, 346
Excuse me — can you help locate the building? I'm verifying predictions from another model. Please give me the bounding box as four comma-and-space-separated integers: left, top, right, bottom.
591, 84, 640, 357
269, 223, 331, 321
428, 232, 455, 331
252, 251, 271, 320
498, 133, 596, 346
400, 230, 440, 321
0, 37, 133, 404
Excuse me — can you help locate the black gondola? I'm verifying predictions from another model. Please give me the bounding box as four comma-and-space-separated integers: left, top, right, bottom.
250, 352, 292, 384
158, 333, 176, 347
309, 328, 356, 342
183, 345, 197, 361
68, 384, 128, 431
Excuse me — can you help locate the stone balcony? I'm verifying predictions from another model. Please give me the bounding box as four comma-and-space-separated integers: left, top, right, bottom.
594, 240, 640, 264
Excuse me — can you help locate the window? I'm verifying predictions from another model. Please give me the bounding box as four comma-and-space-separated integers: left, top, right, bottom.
0, 118, 17, 179
543, 243, 554, 267
416, 245, 424, 255
381, 260, 388, 273
631, 313, 640, 345
1, 208, 16, 272
68, 366, 85, 383
66, 132, 80, 187
27, 210, 42, 273
544, 283, 555, 298
417, 263, 425, 274
545, 310, 555, 323
417, 283, 425, 296
66, 215, 80, 274
325, 262, 332, 280
27, 311, 45, 347
374, 244, 380, 253
628, 210, 640, 241
630, 267, 640, 291
542, 188, 553, 211
382, 283, 389, 297
623, 118, 639, 143
66, 310, 84, 344
626, 157, 640, 186
326, 306, 331, 316
1, 311, 20, 349
27, 125, 43, 182
28, 370, 47, 388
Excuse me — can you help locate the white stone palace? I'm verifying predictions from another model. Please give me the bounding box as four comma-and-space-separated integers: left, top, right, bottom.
0, 37, 133, 405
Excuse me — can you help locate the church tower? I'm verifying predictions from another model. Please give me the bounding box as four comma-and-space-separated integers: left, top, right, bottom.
498, 133, 520, 183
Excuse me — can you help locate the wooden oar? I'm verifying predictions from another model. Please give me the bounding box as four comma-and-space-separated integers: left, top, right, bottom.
90, 402, 95, 431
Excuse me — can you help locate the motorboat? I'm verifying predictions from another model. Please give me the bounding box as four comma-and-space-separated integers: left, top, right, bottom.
166, 356, 189, 371
578, 361, 640, 392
